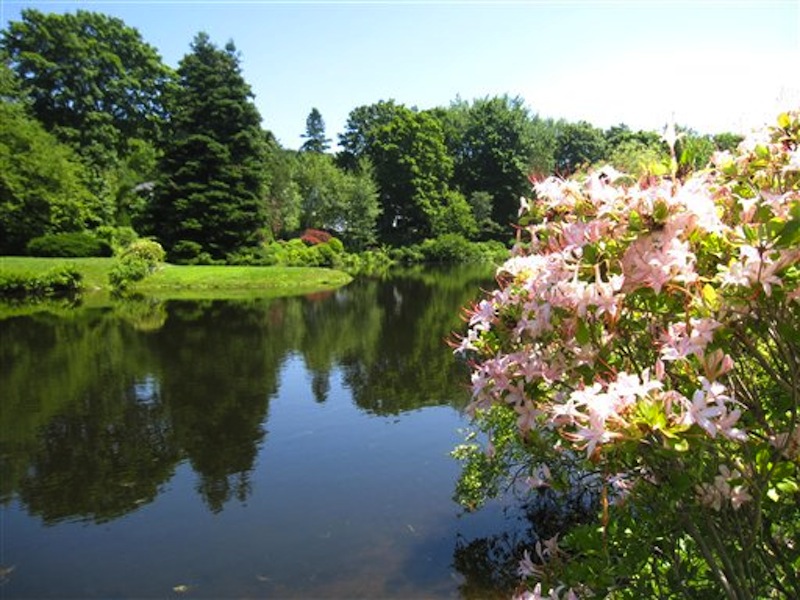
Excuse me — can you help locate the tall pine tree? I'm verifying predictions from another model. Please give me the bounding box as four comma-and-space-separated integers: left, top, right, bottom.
148, 33, 267, 260
300, 107, 331, 153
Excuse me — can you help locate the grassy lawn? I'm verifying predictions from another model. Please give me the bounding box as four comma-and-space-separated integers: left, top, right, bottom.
0, 256, 352, 299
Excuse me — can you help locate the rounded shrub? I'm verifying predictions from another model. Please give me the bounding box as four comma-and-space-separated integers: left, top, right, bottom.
120, 238, 166, 268
109, 238, 165, 292
26, 232, 112, 257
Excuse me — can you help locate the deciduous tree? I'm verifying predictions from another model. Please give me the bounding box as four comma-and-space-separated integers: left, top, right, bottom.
0, 73, 96, 254
445, 95, 555, 231
2, 9, 171, 155
553, 119, 607, 175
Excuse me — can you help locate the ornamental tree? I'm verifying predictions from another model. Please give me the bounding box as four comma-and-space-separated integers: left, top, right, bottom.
454, 110, 800, 598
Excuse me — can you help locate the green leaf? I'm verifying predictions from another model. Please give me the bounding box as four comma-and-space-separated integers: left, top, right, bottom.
702, 284, 719, 310
653, 199, 669, 224
672, 438, 690, 452
775, 479, 799, 494
629, 210, 643, 232
576, 318, 591, 345
778, 112, 791, 129
777, 218, 800, 247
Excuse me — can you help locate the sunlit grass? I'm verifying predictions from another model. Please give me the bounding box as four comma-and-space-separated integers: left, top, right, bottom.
0, 256, 352, 299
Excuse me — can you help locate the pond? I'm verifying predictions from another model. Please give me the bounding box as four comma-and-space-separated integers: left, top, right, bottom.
0, 266, 528, 599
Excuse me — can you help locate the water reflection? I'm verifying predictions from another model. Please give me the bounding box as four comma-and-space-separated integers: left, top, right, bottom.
0, 266, 534, 598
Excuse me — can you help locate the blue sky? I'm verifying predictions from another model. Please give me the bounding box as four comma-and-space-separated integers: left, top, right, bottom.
2, 0, 798, 150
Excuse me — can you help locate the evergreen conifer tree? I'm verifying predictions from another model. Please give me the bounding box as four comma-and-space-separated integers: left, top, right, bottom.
300, 107, 331, 153
149, 33, 267, 260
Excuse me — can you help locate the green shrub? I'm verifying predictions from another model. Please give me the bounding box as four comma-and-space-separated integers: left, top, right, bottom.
392, 235, 510, 265
43, 264, 83, 294
168, 240, 203, 264
120, 238, 166, 267
26, 232, 112, 257
339, 248, 394, 276
421, 234, 476, 263
109, 239, 165, 292
94, 226, 139, 254
327, 237, 345, 254
109, 257, 149, 291
226, 246, 277, 266
0, 265, 82, 298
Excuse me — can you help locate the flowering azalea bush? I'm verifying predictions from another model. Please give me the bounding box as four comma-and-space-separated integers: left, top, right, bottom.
453, 111, 800, 599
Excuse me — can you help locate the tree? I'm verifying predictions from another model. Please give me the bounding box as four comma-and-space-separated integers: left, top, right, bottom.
263, 135, 302, 239
368, 106, 475, 243
604, 124, 667, 177
445, 95, 555, 232
295, 151, 347, 230
300, 107, 331, 153
713, 131, 744, 153
147, 33, 268, 260
2, 9, 171, 156
2, 10, 172, 228
336, 99, 403, 172
553, 119, 607, 175
294, 152, 381, 249
0, 87, 96, 254
341, 160, 381, 250
339, 101, 472, 244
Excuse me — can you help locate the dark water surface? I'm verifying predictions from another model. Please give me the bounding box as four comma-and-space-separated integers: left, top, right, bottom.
1, 267, 522, 599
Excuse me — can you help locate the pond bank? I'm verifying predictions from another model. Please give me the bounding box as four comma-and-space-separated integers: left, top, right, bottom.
0, 256, 352, 301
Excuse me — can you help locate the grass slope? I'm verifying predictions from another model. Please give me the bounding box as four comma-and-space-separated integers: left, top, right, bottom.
0, 257, 352, 299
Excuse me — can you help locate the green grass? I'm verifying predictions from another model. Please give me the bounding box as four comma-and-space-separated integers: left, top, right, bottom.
0, 256, 352, 300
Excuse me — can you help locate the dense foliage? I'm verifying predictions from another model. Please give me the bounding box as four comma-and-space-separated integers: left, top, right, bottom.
2, 9, 170, 149
453, 111, 800, 598
1, 8, 748, 265
2, 9, 169, 225
146, 33, 268, 261
0, 264, 82, 298
26, 232, 112, 258
445, 95, 556, 234
0, 99, 96, 253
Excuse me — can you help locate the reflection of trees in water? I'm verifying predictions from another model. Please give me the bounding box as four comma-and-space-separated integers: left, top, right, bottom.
19, 388, 179, 524
3, 266, 494, 522
145, 300, 281, 513
453, 487, 599, 600
0, 311, 179, 523
342, 267, 490, 415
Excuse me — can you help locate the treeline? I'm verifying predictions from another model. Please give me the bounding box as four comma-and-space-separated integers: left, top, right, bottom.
0, 9, 743, 262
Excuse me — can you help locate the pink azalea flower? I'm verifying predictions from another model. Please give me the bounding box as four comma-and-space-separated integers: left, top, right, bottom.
730, 485, 752, 510
568, 413, 623, 457
469, 298, 496, 331
517, 549, 542, 578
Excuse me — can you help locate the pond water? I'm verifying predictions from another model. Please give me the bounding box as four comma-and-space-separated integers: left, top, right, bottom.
0, 267, 527, 599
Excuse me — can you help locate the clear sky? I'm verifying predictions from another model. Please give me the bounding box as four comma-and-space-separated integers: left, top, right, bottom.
1, 0, 798, 150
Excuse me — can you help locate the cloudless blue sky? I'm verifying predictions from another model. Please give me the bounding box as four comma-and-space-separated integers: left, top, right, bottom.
2, 0, 798, 149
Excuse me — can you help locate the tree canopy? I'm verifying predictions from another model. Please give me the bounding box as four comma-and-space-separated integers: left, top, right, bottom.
2, 9, 172, 154
446, 95, 555, 230
146, 33, 268, 260
0, 8, 752, 260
